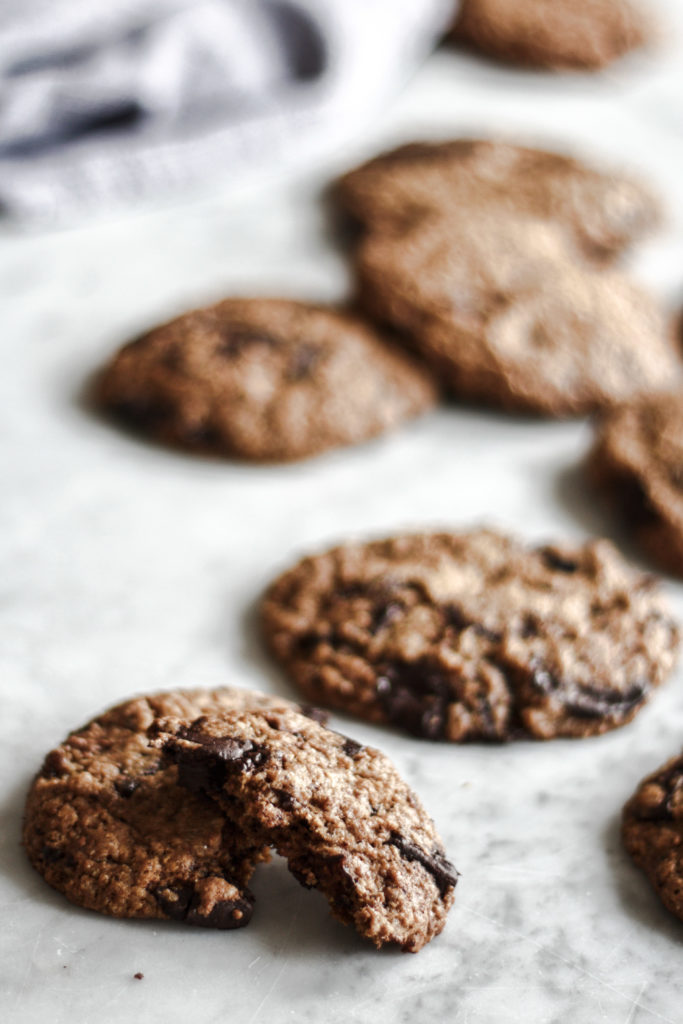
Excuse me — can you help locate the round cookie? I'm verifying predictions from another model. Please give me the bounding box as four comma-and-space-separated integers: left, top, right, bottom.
451, 0, 649, 71
589, 391, 683, 577
261, 529, 679, 741
23, 687, 326, 925
96, 298, 437, 462
356, 213, 680, 416
153, 706, 457, 952
622, 753, 683, 923
334, 138, 660, 262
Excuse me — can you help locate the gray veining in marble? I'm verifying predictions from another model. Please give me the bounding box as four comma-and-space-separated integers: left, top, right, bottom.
3, 2, 683, 1021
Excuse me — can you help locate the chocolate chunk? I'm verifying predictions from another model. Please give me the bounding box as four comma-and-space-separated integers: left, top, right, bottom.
297, 703, 329, 725
114, 777, 139, 799
520, 615, 539, 638
341, 737, 364, 758
154, 882, 254, 929
153, 884, 192, 920
296, 632, 322, 655
41, 844, 75, 868
185, 893, 254, 929
376, 659, 451, 740
165, 733, 269, 794
274, 788, 295, 811
540, 548, 579, 573
565, 682, 646, 720
386, 831, 459, 899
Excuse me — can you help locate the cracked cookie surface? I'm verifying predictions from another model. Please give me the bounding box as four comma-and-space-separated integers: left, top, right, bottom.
154, 707, 457, 952
96, 298, 437, 462
334, 138, 659, 262
261, 529, 679, 741
623, 752, 683, 923
23, 688, 324, 925
589, 391, 683, 577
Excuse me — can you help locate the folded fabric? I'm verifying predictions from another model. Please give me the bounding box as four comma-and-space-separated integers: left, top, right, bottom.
0, 0, 455, 224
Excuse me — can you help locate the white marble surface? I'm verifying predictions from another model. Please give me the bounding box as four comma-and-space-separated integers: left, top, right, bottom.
3, 4, 683, 1022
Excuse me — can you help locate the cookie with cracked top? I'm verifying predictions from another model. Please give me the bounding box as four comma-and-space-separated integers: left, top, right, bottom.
623, 752, 683, 923
451, 0, 650, 71
334, 138, 659, 262
261, 529, 679, 741
152, 706, 457, 952
96, 298, 437, 462
356, 212, 680, 416
23, 687, 326, 925
589, 391, 683, 577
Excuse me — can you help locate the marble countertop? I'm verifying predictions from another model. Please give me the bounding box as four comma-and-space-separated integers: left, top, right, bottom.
3, 3, 683, 1021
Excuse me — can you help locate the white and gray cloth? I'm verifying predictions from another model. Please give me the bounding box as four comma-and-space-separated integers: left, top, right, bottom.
0, 0, 455, 223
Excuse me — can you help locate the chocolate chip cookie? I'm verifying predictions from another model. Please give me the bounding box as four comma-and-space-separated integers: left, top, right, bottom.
23, 688, 325, 925
589, 391, 683, 577
451, 0, 650, 70
623, 753, 683, 923
261, 529, 679, 741
356, 213, 680, 416
96, 298, 437, 462
334, 138, 659, 262
153, 707, 457, 951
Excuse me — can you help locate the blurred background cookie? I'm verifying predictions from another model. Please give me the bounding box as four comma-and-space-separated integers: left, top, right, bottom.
334, 138, 660, 262
96, 298, 438, 462
450, 0, 651, 70
355, 212, 680, 416
589, 391, 683, 576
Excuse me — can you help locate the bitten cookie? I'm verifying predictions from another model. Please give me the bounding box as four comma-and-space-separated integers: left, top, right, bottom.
451, 0, 650, 71
623, 753, 683, 923
153, 707, 457, 952
589, 391, 683, 577
23, 688, 325, 926
334, 138, 659, 262
356, 213, 680, 416
96, 298, 437, 462
261, 529, 679, 741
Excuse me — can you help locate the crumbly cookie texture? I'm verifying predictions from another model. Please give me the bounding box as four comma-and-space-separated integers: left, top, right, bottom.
334, 138, 660, 262
451, 0, 650, 71
355, 213, 680, 416
23, 688, 325, 926
153, 707, 457, 952
96, 298, 437, 462
623, 752, 683, 923
589, 391, 683, 577
261, 529, 679, 741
